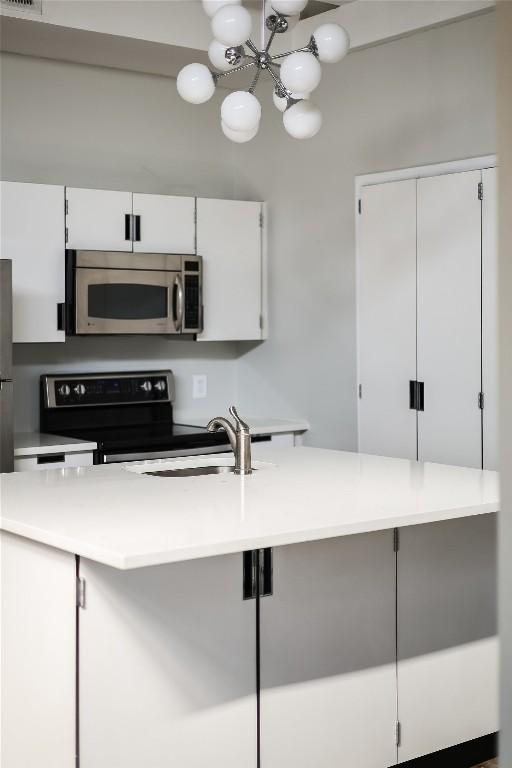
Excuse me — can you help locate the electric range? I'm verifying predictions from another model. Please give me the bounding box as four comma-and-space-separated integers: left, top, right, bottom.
40, 370, 235, 465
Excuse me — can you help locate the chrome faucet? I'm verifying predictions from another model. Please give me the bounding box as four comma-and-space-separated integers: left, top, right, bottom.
207, 406, 252, 475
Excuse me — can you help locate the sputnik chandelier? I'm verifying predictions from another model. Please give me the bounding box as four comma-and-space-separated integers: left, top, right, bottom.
176, 0, 350, 142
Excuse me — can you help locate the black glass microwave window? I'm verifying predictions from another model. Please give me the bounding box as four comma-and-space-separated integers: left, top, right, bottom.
88, 283, 168, 320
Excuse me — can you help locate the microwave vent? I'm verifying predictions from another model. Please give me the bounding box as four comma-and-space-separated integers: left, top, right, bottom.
1, 0, 42, 14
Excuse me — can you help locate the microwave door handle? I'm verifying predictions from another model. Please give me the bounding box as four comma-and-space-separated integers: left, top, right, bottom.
173, 274, 184, 332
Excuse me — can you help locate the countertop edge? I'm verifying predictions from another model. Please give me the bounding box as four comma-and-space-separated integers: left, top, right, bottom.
0, 501, 499, 571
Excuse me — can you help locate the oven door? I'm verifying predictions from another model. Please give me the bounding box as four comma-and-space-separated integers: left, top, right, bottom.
75, 267, 183, 335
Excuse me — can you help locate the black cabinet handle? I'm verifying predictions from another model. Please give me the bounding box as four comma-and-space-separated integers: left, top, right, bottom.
124, 213, 132, 241
134, 215, 141, 242
57, 303, 66, 332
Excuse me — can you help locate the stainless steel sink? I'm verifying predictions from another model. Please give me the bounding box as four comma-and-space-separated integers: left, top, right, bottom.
143, 465, 242, 478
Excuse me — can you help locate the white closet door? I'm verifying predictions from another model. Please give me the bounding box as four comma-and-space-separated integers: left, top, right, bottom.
66, 187, 132, 251
417, 170, 482, 468
358, 179, 417, 459
482, 167, 498, 470
197, 198, 262, 341
132, 193, 195, 254
0, 181, 65, 342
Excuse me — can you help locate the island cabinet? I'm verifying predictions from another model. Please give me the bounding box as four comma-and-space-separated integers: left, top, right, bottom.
259, 533, 398, 768
78, 554, 258, 768
396, 514, 498, 762
0, 518, 498, 768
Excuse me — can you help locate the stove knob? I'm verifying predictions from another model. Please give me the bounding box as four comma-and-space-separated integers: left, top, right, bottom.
58, 384, 71, 397
140, 380, 153, 393
74, 383, 86, 397
154, 380, 166, 393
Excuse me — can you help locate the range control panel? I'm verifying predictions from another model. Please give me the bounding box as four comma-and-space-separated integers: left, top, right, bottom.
42, 372, 174, 408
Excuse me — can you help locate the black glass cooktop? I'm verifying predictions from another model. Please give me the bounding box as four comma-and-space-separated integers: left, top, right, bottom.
54, 423, 230, 455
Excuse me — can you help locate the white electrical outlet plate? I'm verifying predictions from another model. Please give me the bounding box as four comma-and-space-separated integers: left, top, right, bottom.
192, 374, 207, 399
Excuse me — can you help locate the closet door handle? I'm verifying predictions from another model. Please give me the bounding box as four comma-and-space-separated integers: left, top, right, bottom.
417, 381, 424, 412
409, 380, 417, 410
134, 215, 141, 242
409, 381, 425, 411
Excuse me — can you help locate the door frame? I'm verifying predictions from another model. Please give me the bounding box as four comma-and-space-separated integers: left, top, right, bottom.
355, 154, 497, 453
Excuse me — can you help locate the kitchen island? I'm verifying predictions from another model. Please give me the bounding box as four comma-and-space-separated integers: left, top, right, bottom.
0, 447, 499, 768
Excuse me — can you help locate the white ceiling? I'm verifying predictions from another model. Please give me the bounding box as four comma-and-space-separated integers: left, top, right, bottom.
0, 0, 495, 82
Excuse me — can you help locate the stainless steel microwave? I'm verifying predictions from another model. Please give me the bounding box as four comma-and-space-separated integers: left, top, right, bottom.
62, 250, 202, 336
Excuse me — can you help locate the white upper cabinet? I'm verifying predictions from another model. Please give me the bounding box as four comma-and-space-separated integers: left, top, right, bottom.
417, 170, 482, 468
1, 181, 65, 343
358, 179, 418, 460
132, 193, 195, 254
197, 198, 265, 342
66, 188, 132, 251
482, 167, 498, 470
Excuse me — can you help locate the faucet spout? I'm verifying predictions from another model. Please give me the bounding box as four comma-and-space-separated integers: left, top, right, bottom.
206, 417, 237, 452
207, 407, 252, 476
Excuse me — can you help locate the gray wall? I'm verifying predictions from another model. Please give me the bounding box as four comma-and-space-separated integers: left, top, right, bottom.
498, 2, 512, 763
0, 11, 496, 443
232, 11, 496, 448
0, 52, 246, 429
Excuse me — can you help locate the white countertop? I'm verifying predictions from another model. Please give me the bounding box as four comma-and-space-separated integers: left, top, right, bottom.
14, 432, 97, 457
0, 447, 499, 570
174, 415, 310, 435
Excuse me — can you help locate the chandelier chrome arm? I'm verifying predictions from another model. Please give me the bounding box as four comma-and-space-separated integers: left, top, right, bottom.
213, 58, 258, 83
248, 66, 262, 95
245, 38, 261, 56
266, 64, 289, 98
270, 37, 317, 62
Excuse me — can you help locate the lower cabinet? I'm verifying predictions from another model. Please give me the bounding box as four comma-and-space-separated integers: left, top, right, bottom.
396, 514, 498, 762
3, 522, 495, 766
77, 524, 497, 767
260, 534, 398, 768
79, 554, 257, 768
14, 451, 94, 472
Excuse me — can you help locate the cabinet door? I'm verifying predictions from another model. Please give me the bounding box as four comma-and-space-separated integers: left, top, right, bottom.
0, 181, 65, 342
79, 554, 256, 768
358, 179, 417, 459
417, 171, 482, 468
397, 515, 498, 762
1, 532, 76, 768
132, 193, 195, 254
482, 168, 498, 470
66, 187, 132, 251
197, 198, 263, 341
260, 534, 397, 768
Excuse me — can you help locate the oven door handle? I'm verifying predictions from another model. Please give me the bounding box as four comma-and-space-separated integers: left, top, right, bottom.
172, 274, 184, 332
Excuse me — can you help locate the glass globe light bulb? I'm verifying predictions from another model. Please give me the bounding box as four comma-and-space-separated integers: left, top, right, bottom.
283, 100, 322, 139
211, 4, 252, 46
312, 23, 350, 63
202, 0, 241, 18
222, 121, 259, 143
221, 91, 261, 132
280, 51, 321, 94
176, 63, 216, 105
273, 90, 308, 112
270, 0, 308, 15
208, 40, 235, 72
